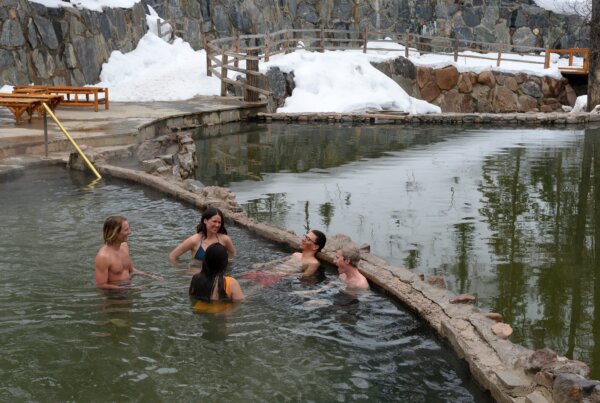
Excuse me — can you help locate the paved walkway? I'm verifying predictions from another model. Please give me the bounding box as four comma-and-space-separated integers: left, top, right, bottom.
0, 96, 249, 159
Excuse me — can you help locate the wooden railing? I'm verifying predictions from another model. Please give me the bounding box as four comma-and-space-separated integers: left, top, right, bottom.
206, 29, 589, 101
544, 48, 589, 74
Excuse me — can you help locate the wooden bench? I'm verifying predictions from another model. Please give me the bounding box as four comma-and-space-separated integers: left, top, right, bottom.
13, 85, 109, 112
1, 93, 63, 117
0, 98, 43, 124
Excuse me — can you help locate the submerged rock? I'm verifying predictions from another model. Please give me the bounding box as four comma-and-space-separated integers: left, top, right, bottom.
492, 322, 513, 339
449, 293, 476, 304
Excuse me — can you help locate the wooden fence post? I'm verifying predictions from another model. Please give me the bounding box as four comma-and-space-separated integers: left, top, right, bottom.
264, 30, 270, 62
569, 48, 574, 67
405, 30, 409, 58
544, 49, 551, 69
496, 45, 502, 67
234, 31, 240, 69
363, 27, 368, 53
245, 48, 259, 102
453, 38, 459, 62
320, 28, 325, 52
220, 51, 228, 97
204, 36, 212, 76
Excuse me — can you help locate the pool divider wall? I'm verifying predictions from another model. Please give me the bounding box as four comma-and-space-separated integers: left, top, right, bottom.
91, 161, 598, 403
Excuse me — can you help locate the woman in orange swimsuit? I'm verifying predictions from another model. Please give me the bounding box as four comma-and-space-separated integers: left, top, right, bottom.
169, 207, 236, 269
189, 243, 244, 313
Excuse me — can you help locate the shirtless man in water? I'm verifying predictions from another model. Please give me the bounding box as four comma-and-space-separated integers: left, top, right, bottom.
335, 244, 369, 290
243, 229, 327, 286
95, 216, 162, 290
291, 230, 327, 277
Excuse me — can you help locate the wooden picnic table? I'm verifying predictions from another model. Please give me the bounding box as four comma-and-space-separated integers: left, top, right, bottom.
0, 97, 43, 124
2, 93, 63, 116
12, 85, 109, 112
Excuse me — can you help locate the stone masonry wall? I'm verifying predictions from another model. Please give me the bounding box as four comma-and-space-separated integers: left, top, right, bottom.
0, 0, 590, 87
0, 0, 147, 86
373, 58, 579, 112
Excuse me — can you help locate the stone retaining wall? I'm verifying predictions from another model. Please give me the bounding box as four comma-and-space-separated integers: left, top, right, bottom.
373, 58, 579, 113
256, 111, 600, 125
0, 0, 589, 87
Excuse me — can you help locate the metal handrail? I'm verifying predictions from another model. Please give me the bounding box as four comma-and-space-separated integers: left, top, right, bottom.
42, 103, 102, 180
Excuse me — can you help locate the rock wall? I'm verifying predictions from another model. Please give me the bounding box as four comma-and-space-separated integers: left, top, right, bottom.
0, 0, 590, 87
0, 0, 147, 86
375, 58, 579, 112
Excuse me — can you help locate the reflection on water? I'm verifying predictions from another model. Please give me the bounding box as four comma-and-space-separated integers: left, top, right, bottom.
0, 168, 487, 402
193, 122, 600, 378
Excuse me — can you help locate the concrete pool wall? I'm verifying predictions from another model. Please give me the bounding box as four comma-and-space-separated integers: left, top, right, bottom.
3, 103, 600, 402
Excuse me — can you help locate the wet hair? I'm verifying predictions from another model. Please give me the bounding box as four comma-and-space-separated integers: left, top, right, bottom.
340, 244, 361, 267
103, 215, 127, 245
196, 207, 228, 236
310, 229, 327, 253
188, 243, 230, 301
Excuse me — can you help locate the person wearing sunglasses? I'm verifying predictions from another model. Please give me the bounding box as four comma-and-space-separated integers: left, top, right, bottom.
243, 229, 327, 286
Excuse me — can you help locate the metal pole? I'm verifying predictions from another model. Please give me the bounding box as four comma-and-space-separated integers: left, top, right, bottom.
41, 103, 102, 180
43, 109, 48, 157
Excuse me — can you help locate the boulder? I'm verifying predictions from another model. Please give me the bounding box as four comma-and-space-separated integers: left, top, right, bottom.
542, 76, 561, 98
527, 348, 558, 373
477, 70, 495, 87
435, 65, 459, 90
522, 81, 543, 98
457, 74, 473, 93
417, 66, 433, 88
427, 275, 446, 289
492, 322, 513, 338
449, 294, 476, 304
485, 312, 503, 322
518, 94, 538, 112
491, 85, 519, 112
141, 158, 166, 173
439, 90, 473, 112
420, 81, 440, 102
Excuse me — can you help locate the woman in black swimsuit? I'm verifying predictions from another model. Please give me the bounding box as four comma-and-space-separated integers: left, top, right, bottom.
169, 207, 236, 269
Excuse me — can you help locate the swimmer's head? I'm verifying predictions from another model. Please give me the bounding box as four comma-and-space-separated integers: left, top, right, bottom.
339, 244, 361, 267
202, 243, 229, 276
196, 207, 227, 235
310, 229, 327, 253
103, 215, 128, 245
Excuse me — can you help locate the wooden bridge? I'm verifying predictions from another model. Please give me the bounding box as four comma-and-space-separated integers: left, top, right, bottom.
204, 29, 589, 101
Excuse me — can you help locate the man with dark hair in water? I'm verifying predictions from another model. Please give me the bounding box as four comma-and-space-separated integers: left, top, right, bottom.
95, 215, 162, 290
243, 229, 327, 286
293, 229, 327, 277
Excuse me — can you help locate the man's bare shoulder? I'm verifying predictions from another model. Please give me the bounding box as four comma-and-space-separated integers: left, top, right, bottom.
302, 255, 319, 266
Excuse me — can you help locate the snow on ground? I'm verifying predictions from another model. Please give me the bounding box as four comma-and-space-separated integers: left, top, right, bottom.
262, 49, 441, 114
29, 0, 140, 12
533, 0, 590, 16
96, 33, 220, 101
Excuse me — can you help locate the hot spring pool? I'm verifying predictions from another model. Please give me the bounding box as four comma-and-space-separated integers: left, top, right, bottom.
0, 167, 489, 401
